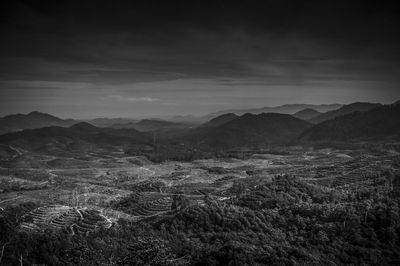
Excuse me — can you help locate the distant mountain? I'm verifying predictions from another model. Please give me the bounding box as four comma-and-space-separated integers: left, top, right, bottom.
0, 111, 76, 135
299, 103, 400, 141
310, 102, 382, 124
202, 104, 343, 121
293, 108, 322, 121
160, 114, 206, 124
108, 122, 138, 129
111, 119, 192, 132
88, 118, 137, 127
201, 113, 239, 128
188, 113, 312, 148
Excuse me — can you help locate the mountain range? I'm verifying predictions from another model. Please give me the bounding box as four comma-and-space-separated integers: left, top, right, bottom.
110, 119, 193, 132
162, 104, 343, 123
1, 101, 398, 156
0, 103, 344, 136
203, 103, 343, 121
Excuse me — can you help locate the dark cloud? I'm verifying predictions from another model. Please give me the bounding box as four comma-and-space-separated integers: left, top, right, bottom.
0, 0, 399, 118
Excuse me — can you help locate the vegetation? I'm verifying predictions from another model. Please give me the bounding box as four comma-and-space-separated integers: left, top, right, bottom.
1, 172, 400, 265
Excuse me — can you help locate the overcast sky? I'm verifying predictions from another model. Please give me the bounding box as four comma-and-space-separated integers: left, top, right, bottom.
0, 0, 399, 118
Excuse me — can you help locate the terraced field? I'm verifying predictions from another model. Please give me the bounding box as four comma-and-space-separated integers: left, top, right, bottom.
20, 205, 112, 234
129, 196, 173, 216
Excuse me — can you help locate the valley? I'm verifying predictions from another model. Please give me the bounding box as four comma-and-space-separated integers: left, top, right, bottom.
1, 144, 398, 225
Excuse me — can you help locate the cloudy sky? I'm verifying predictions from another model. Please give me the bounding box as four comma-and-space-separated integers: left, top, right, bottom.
0, 0, 399, 118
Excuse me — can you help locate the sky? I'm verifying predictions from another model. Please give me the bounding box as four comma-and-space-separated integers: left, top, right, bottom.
0, 0, 399, 119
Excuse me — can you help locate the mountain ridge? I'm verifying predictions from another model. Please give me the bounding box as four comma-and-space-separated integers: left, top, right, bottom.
300, 103, 400, 141
203, 104, 343, 121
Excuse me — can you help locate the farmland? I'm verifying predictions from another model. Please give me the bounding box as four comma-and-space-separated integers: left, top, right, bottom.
1, 145, 400, 265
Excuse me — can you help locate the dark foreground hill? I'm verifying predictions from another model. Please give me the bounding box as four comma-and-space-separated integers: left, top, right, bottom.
300, 103, 400, 141
310, 102, 381, 124
187, 113, 312, 149
0, 111, 76, 135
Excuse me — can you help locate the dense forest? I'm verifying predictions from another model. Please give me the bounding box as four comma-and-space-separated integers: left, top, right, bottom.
1, 171, 400, 265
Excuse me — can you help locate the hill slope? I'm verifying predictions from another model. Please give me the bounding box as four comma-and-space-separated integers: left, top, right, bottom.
310, 102, 381, 124
201, 113, 239, 128
293, 108, 322, 121
300, 103, 400, 141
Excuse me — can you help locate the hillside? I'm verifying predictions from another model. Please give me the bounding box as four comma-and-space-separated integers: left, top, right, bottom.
200, 113, 239, 127
0, 111, 76, 135
293, 108, 321, 120
0, 123, 151, 155
310, 102, 381, 124
300, 103, 400, 141
189, 113, 312, 149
